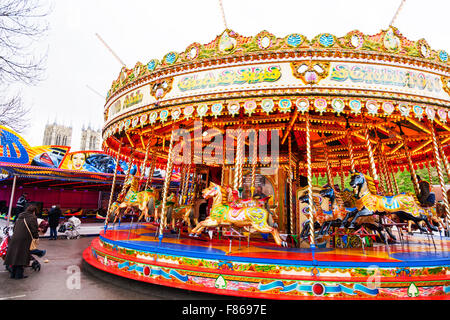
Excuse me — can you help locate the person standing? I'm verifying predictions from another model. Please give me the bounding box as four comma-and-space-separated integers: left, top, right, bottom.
4, 204, 39, 279
415, 175, 435, 207
48, 204, 61, 240
14, 193, 28, 221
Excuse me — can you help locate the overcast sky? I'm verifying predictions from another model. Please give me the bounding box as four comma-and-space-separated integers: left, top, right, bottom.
18, 0, 450, 150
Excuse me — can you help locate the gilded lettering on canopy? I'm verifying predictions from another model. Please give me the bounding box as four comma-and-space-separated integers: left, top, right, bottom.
123, 90, 143, 109
330, 63, 441, 93
177, 65, 282, 92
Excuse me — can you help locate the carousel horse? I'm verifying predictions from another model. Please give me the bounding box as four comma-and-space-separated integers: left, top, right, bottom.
432, 189, 449, 232
318, 185, 354, 235
298, 186, 335, 233
111, 173, 159, 223
343, 171, 438, 234
433, 203, 447, 231
341, 188, 358, 208
297, 187, 330, 239
224, 185, 278, 227
189, 182, 286, 247
164, 193, 195, 231
322, 184, 397, 242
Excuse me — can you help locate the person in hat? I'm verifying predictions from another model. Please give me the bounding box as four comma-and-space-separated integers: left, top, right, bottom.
415, 175, 435, 207
14, 193, 29, 221
4, 205, 43, 279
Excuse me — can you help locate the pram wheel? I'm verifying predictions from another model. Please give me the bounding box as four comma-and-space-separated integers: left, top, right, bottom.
31, 259, 41, 272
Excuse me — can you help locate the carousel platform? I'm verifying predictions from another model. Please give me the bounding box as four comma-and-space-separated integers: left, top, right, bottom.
83, 223, 450, 300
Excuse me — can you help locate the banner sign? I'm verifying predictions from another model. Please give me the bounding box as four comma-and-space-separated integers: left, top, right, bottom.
60, 151, 127, 174
0, 126, 130, 175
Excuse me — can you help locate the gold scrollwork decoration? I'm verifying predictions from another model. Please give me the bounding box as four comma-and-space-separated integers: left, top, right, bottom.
150, 77, 174, 99
291, 61, 331, 85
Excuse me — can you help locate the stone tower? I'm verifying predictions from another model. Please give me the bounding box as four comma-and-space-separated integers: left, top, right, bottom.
80, 125, 101, 151
42, 121, 72, 146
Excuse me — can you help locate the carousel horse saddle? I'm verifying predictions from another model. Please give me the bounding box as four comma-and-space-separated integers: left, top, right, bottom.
323, 210, 333, 216
230, 199, 265, 209
381, 196, 400, 209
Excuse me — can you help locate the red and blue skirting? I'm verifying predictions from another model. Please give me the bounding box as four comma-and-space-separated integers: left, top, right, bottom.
83, 224, 450, 300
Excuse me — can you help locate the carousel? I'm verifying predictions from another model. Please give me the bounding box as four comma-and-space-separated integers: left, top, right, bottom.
83, 27, 450, 299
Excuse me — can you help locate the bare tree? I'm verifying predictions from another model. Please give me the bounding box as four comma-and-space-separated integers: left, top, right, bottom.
0, 0, 50, 131
0, 95, 30, 132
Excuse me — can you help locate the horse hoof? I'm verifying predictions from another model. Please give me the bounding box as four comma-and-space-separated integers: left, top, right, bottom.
282, 241, 287, 247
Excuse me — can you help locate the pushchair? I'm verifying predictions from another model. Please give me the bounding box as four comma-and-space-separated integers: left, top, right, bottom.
59, 216, 81, 239
1, 225, 43, 273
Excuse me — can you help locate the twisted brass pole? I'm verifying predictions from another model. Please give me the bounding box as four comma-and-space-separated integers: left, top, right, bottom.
105, 143, 122, 226
306, 115, 315, 247
431, 124, 450, 233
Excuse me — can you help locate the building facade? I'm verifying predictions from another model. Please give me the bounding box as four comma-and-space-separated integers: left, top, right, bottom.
42, 122, 72, 146
80, 126, 101, 151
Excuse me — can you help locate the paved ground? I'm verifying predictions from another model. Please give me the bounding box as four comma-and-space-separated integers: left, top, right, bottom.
0, 236, 235, 300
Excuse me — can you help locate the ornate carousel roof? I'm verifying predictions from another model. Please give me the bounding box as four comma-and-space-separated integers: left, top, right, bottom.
100, 27, 450, 174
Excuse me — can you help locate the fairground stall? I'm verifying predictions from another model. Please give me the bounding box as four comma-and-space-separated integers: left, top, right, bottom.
84, 27, 450, 299
0, 125, 139, 221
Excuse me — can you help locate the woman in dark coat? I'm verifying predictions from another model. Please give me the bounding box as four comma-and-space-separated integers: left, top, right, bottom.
4, 204, 39, 279
48, 204, 61, 240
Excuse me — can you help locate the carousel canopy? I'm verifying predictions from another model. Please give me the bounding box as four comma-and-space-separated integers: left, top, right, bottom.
101, 27, 450, 175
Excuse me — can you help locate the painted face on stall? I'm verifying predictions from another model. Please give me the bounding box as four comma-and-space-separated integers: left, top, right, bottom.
70, 153, 86, 170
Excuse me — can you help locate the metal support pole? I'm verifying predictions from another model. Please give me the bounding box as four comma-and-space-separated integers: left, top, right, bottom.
404, 139, 420, 196
306, 115, 316, 252
431, 124, 450, 236
7, 175, 17, 226
159, 127, 176, 242
105, 143, 122, 227
347, 130, 356, 172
